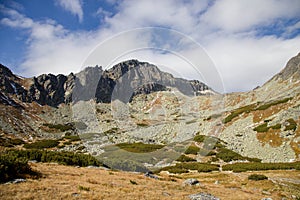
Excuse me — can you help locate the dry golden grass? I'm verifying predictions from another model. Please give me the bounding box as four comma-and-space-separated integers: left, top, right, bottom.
256, 128, 285, 147
0, 163, 299, 200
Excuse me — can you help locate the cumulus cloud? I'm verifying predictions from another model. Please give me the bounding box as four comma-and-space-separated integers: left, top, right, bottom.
201, 0, 300, 33
1, 0, 300, 93
56, 0, 83, 23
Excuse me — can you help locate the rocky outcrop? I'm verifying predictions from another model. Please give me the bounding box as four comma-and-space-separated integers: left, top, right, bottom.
96, 60, 212, 103
274, 52, 300, 80
0, 60, 212, 106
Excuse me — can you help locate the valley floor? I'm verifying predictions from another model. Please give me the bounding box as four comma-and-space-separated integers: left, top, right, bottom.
0, 163, 299, 200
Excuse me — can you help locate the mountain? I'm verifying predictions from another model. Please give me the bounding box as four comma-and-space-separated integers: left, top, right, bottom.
0, 53, 299, 164
0, 60, 212, 106
0, 60, 212, 138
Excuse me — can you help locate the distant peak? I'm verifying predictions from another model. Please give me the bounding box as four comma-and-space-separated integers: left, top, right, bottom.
0, 64, 15, 77
275, 52, 300, 80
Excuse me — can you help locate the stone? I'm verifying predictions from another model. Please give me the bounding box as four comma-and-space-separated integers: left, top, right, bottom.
144, 171, 158, 179
183, 178, 200, 186
189, 192, 220, 200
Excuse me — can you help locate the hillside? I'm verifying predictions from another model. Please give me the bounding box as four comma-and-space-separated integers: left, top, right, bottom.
0, 53, 299, 170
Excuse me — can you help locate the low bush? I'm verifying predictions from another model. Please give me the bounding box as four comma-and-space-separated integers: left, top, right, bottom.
116, 142, 165, 153
63, 135, 81, 142
255, 97, 292, 111
0, 151, 36, 183
5, 149, 102, 167
253, 123, 269, 132
223, 104, 256, 124
254, 123, 282, 132
215, 148, 261, 163
193, 134, 205, 143
223, 162, 300, 172
158, 162, 219, 174
43, 123, 74, 132
176, 155, 196, 162
284, 118, 297, 131
248, 174, 268, 181
23, 139, 59, 149
184, 145, 200, 155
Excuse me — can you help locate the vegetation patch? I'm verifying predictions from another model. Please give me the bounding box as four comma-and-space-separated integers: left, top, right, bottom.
4, 149, 102, 167
255, 97, 293, 111
223, 162, 300, 172
216, 148, 261, 162
0, 151, 38, 183
176, 155, 196, 162
24, 139, 59, 149
63, 135, 81, 142
43, 123, 74, 132
0, 136, 25, 147
223, 104, 256, 124
248, 174, 268, 181
184, 145, 200, 155
223, 97, 293, 124
116, 142, 165, 153
284, 118, 297, 131
157, 162, 219, 174
193, 134, 206, 143
253, 123, 281, 133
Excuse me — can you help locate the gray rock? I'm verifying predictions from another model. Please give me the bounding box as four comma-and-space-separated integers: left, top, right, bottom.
189, 192, 220, 200
144, 171, 158, 179
184, 178, 200, 186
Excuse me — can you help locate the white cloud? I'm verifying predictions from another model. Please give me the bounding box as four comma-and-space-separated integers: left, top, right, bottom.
201, 0, 300, 33
1, 1, 300, 93
56, 0, 83, 23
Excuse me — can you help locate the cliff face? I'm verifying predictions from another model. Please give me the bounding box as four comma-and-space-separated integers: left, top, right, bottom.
0, 60, 211, 106
95, 60, 211, 103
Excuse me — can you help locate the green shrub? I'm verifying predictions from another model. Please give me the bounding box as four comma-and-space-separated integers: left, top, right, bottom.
253, 123, 269, 132
43, 123, 74, 132
0, 151, 36, 183
5, 149, 102, 167
255, 97, 292, 110
158, 162, 219, 174
254, 123, 282, 132
176, 155, 196, 162
284, 118, 297, 131
193, 135, 205, 142
24, 140, 59, 149
223, 162, 300, 172
0, 137, 25, 147
63, 135, 81, 142
270, 124, 281, 130
248, 174, 268, 181
223, 104, 256, 124
184, 146, 200, 155
116, 142, 165, 153
216, 148, 245, 162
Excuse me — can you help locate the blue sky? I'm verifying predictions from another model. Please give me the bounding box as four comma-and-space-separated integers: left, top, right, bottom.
0, 0, 300, 93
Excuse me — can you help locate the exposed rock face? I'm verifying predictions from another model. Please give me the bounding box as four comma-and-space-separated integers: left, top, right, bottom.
274, 52, 300, 80
0, 60, 211, 106
96, 60, 212, 103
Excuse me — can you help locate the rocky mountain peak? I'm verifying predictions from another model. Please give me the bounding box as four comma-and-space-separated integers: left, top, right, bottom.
274, 52, 300, 80
0, 64, 15, 78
